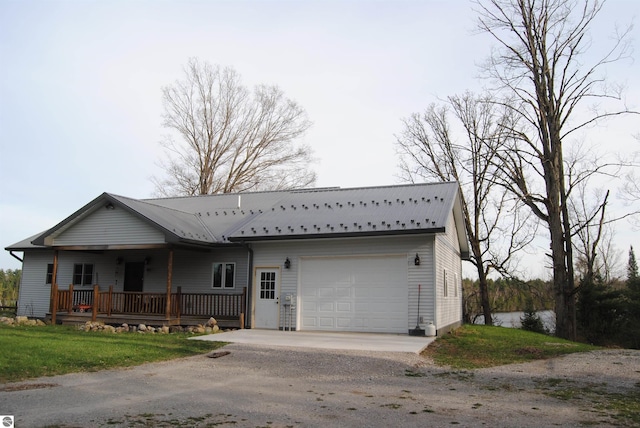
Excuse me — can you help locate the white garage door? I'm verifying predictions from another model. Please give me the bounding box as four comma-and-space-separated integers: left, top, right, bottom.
300, 255, 408, 333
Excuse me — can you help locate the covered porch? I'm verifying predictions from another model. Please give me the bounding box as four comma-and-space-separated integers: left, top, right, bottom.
49, 283, 246, 328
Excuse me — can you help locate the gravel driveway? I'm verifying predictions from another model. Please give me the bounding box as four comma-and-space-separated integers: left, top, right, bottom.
1, 344, 639, 427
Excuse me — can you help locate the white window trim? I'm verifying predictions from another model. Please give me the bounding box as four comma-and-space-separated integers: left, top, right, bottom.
212, 262, 236, 289
73, 263, 94, 286
46, 263, 54, 285
454, 272, 458, 297
443, 269, 449, 297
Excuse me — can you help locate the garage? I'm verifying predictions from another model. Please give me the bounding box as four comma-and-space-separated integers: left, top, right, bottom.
299, 255, 408, 333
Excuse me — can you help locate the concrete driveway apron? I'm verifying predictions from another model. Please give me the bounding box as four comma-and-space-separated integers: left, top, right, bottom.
192, 329, 436, 353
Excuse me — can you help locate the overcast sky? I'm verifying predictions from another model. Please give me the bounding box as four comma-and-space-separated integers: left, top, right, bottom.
1, 0, 638, 277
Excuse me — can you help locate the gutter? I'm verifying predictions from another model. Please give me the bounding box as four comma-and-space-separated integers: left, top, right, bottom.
9, 251, 23, 263
228, 227, 446, 243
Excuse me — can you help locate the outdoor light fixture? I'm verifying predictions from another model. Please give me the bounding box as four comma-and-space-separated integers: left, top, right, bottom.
144, 257, 151, 265
284, 257, 291, 269
414, 253, 421, 266
105, 202, 115, 210
116, 257, 123, 265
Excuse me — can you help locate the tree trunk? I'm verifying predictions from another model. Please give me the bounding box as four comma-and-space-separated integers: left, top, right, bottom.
471, 240, 493, 326
545, 145, 575, 340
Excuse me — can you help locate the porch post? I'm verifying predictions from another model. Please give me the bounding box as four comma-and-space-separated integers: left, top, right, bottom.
176, 286, 182, 319
67, 284, 74, 314
49, 250, 58, 312
50, 250, 59, 324
165, 248, 173, 319
92, 284, 98, 322
51, 282, 58, 325
107, 285, 113, 316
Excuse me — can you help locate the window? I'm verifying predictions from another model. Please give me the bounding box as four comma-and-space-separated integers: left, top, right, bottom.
212, 262, 235, 289
73, 264, 94, 286
46, 264, 54, 284
443, 269, 449, 297
454, 273, 458, 297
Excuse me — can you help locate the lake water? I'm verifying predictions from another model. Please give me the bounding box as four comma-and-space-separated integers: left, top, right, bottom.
475, 310, 556, 333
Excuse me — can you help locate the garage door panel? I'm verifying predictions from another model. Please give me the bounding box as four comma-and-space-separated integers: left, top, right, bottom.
303, 301, 317, 311
300, 256, 408, 333
336, 318, 352, 328
318, 287, 335, 298
336, 287, 351, 298
336, 302, 352, 312
368, 302, 391, 312
319, 318, 334, 327
318, 302, 334, 312
302, 317, 317, 328
354, 302, 370, 311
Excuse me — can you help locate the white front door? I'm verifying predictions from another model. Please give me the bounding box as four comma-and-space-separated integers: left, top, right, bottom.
254, 268, 280, 329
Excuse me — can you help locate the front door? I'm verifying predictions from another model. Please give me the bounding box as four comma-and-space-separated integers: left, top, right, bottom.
124, 262, 145, 313
124, 262, 145, 292
254, 268, 280, 329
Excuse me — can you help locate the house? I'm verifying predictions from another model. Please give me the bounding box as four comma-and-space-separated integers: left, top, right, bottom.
5, 182, 469, 335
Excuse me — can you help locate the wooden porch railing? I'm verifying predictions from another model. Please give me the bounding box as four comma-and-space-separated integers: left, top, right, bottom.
51, 284, 246, 327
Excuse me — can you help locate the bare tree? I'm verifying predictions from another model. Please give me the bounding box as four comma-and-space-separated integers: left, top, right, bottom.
476, 0, 637, 339
570, 184, 610, 282
397, 91, 536, 326
153, 58, 315, 196
621, 135, 640, 228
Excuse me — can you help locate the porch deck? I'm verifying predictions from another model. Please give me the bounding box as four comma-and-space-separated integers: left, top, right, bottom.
49, 284, 246, 328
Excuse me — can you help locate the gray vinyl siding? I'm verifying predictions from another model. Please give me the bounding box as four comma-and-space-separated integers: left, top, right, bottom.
250, 235, 436, 331
52, 248, 250, 294
16, 247, 250, 318
171, 247, 249, 293
52, 206, 165, 246
434, 213, 463, 331
15, 250, 53, 318
17, 250, 126, 318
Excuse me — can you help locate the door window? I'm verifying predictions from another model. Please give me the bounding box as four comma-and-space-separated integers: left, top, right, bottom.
260, 271, 276, 299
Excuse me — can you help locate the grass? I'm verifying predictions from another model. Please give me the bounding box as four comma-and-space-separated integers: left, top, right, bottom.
423, 325, 640, 424
0, 324, 225, 383
422, 324, 599, 369
534, 378, 640, 426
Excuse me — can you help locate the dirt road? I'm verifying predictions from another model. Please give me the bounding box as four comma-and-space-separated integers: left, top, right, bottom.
1, 345, 638, 427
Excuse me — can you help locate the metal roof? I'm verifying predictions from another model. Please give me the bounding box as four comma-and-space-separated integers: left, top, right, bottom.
110, 194, 216, 244
6, 182, 469, 255
226, 183, 459, 241
5, 232, 48, 251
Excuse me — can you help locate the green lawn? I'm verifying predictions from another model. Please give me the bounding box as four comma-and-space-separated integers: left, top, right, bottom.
0, 324, 225, 383
422, 324, 600, 369
1, 323, 601, 384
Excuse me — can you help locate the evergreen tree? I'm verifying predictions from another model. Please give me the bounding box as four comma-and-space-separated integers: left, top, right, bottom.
628, 246, 638, 281
520, 299, 546, 334
576, 274, 625, 346
622, 246, 640, 349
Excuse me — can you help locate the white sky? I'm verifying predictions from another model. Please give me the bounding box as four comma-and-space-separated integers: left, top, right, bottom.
1, 0, 638, 278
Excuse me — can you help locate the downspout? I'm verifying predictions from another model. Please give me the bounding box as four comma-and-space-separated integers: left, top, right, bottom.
240, 243, 253, 329
9, 250, 24, 317
432, 237, 438, 335
9, 251, 23, 263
